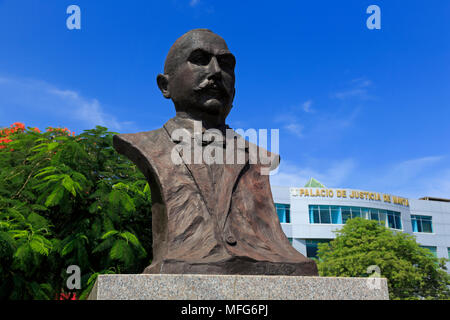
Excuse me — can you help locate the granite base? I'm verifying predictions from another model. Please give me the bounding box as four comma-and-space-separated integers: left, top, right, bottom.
88, 274, 389, 300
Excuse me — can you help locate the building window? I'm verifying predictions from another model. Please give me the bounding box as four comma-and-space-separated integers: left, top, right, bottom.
275, 203, 291, 223
387, 211, 402, 230
309, 205, 339, 224
420, 246, 437, 257
411, 215, 433, 233
319, 206, 331, 224
352, 207, 362, 219
309, 205, 402, 229
341, 207, 351, 223
369, 208, 380, 221
330, 206, 342, 224
305, 239, 331, 259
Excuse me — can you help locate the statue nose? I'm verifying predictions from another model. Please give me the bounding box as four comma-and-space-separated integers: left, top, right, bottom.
207, 56, 222, 78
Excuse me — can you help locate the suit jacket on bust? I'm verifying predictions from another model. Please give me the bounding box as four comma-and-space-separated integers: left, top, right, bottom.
113, 116, 318, 275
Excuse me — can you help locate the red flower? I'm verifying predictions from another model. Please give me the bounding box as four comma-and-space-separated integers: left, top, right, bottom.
58, 292, 78, 300
1, 128, 11, 136
0, 137, 11, 150
46, 126, 75, 136
11, 122, 25, 131
0, 138, 12, 144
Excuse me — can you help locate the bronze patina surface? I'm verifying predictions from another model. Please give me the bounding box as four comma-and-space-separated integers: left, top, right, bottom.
113, 29, 317, 276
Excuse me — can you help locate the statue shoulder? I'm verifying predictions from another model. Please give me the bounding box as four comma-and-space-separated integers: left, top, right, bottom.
112, 127, 170, 162
113, 128, 165, 151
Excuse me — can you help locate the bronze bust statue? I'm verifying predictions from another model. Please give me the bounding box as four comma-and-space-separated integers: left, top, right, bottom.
113, 29, 318, 276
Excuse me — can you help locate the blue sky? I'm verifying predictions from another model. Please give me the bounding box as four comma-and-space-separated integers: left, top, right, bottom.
1, 0, 449, 199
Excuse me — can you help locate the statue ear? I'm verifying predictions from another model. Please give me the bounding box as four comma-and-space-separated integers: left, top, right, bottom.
157, 74, 171, 99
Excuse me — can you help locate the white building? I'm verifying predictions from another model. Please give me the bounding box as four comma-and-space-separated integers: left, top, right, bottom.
271, 178, 450, 270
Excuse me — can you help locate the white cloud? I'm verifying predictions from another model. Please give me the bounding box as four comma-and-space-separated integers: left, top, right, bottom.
331, 106, 360, 128
334, 88, 368, 100
0, 75, 133, 131
283, 122, 303, 138
274, 112, 304, 139
48, 88, 123, 129
270, 158, 356, 188
333, 77, 373, 100
421, 169, 450, 199
269, 155, 450, 200
302, 99, 313, 113
351, 78, 372, 87
389, 156, 444, 184
321, 155, 450, 199
275, 100, 313, 139
189, 0, 200, 7
366, 156, 449, 198
371, 156, 443, 190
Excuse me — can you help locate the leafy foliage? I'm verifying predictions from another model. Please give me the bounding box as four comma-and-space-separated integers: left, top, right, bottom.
316, 218, 450, 300
0, 124, 152, 300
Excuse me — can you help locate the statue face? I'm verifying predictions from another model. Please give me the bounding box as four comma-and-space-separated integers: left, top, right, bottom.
164, 31, 236, 120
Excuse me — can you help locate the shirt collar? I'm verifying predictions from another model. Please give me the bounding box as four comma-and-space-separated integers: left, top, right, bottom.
163, 116, 248, 151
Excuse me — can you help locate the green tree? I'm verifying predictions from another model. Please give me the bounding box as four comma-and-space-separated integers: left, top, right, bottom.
0, 123, 152, 300
317, 218, 450, 300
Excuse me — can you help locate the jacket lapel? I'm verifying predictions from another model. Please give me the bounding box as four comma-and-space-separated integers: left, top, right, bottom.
163, 117, 249, 225
216, 134, 249, 230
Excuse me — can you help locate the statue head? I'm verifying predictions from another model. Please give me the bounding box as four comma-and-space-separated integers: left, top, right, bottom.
157, 29, 236, 126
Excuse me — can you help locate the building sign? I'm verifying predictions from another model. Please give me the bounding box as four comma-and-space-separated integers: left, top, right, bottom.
290, 188, 409, 207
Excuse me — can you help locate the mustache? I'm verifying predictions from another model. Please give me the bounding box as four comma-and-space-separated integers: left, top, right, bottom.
194, 78, 227, 95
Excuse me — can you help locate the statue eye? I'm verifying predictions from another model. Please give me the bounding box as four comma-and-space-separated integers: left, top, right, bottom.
188, 50, 211, 66
218, 54, 236, 72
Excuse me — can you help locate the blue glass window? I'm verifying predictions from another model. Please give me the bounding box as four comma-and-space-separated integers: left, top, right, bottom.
275, 203, 291, 223
378, 210, 387, 224
352, 207, 362, 219
342, 207, 352, 224
411, 215, 433, 233
387, 211, 402, 229
412, 219, 418, 232
319, 206, 331, 224
306, 239, 331, 259
361, 207, 369, 219
330, 206, 342, 224
370, 208, 379, 221
308, 205, 401, 229
420, 246, 437, 257
309, 205, 319, 224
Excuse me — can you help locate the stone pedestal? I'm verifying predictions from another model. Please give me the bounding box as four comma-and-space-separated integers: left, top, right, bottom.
88, 274, 389, 300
